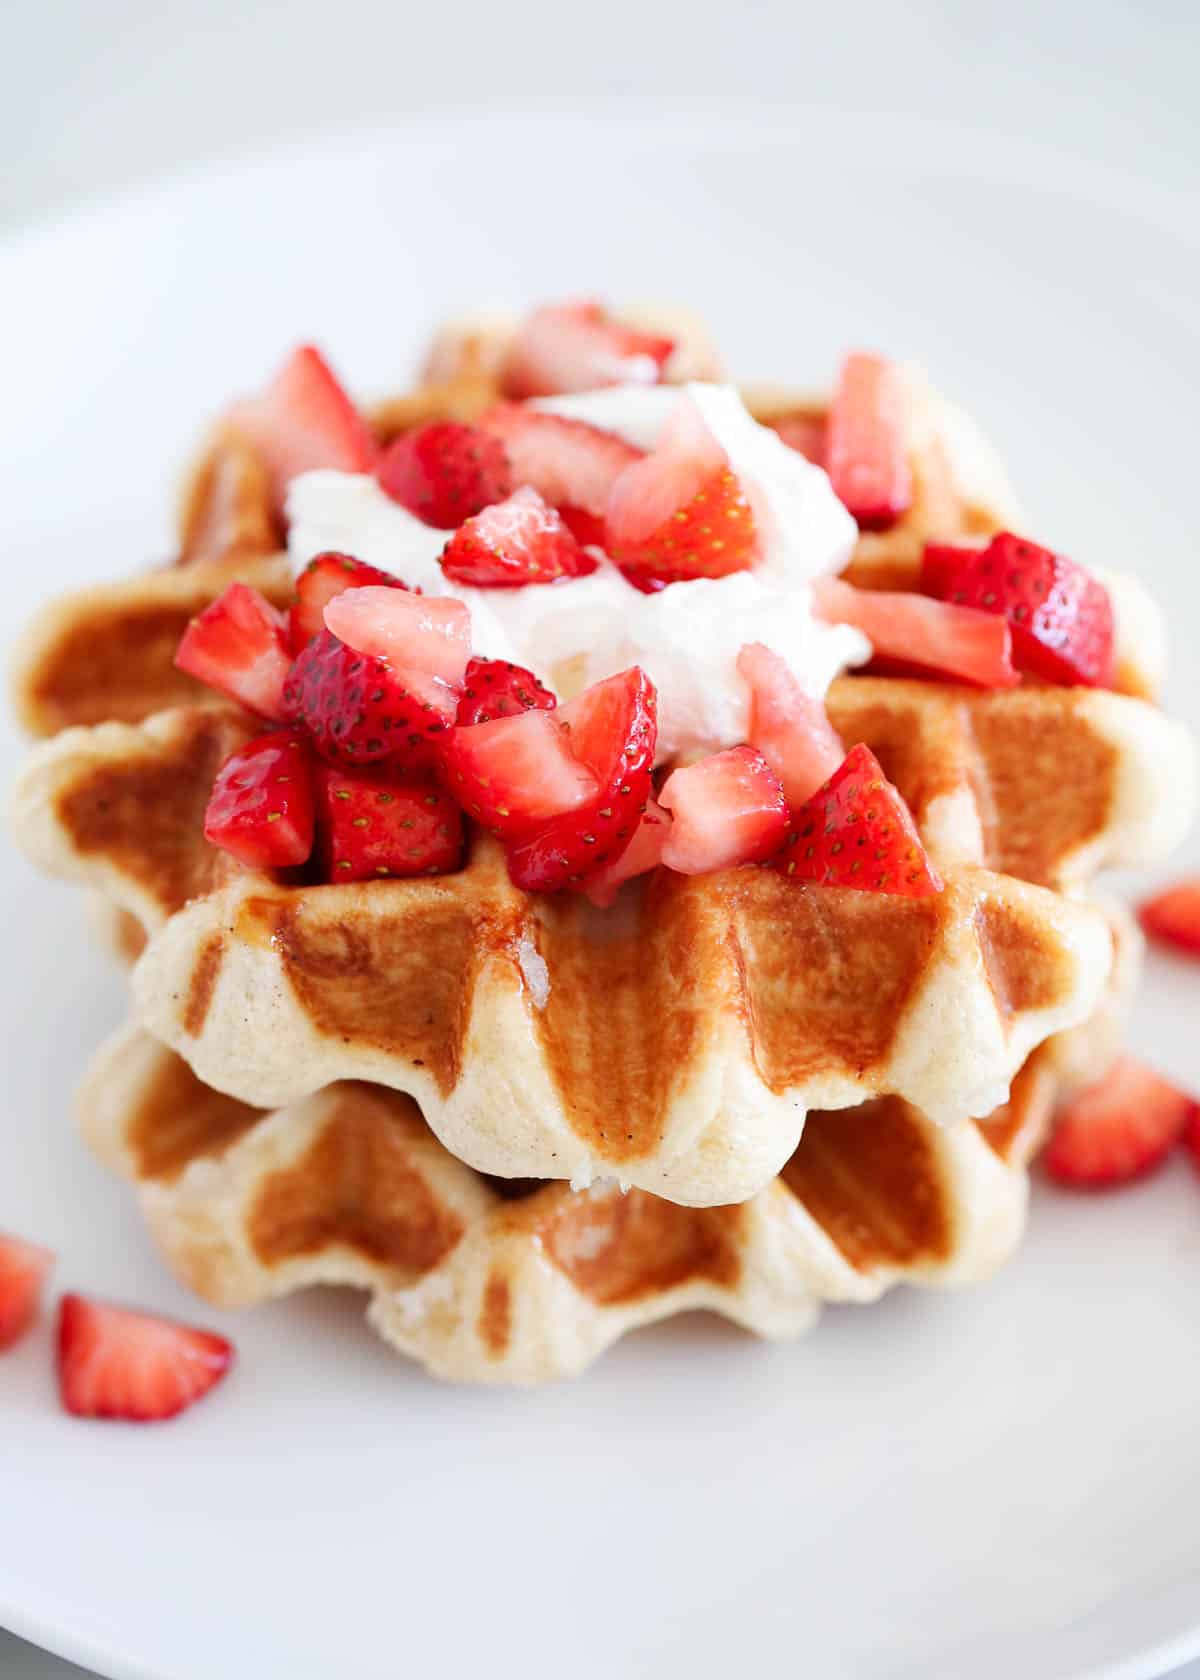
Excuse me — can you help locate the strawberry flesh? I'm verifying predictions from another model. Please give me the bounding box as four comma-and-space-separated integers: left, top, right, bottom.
375, 421, 512, 529
456, 657, 556, 727
204, 732, 315, 869
501, 300, 674, 399
1139, 878, 1200, 958
440, 486, 596, 587
813, 576, 1018, 689
660, 745, 789, 874
323, 588, 471, 705
57, 1294, 234, 1422
479, 404, 642, 536
825, 352, 913, 530
440, 709, 600, 838
1043, 1056, 1196, 1187
291, 552, 405, 653
581, 797, 670, 907
175, 582, 293, 720
284, 630, 453, 769
0, 1233, 54, 1351
316, 766, 463, 881
737, 642, 845, 808
226, 344, 377, 515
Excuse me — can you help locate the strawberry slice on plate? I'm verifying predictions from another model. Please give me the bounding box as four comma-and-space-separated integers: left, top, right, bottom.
922, 532, 1115, 687
1043, 1057, 1197, 1188
284, 630, 455, 768
0, 1233, 54, 1351
323, 588, 472, 707
479, 404, 642, 546
316, 767, 463, 881
375, 421, 512, 529
825, 351, 913, 531
813, 576, 1018, 689
439, 710, 599, 838
227, 344, 377, 515
456, 657, 556, 727
57, 1294, 234, 1422
204, 732, 315, 869
440, 486, 596, 587
659, 746, 788, 874
291, 552, 406, 653
737, 642, 845, 808
501, 300, 674, 398
175, 582, 294, 720
1138, 878, 1200, 958
581, 797, 671, 907
770, 742, 942, 896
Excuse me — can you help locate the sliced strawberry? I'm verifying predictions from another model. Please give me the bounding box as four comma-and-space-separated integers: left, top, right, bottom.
659, 746, 788, 875
1043, 1056, 1196, 1188
1139, 879, 1200, 959
456, 657, 556, 727
505, 667, 658, 891
226, 344, 377, 514
439, 709, 599, 838
0, 1234, 54, 1351
291, 552, 405, 653
737, 642, 845, 808
204, 732, 314, 868
813, 576, 1018, 689
479, 404, 642, 541
175, 582, 293, 719
440, 486, 596, 588
323, 588, 472, 706
57, 1294, 233, 1422
501, 300, 674, 399
315, 767, 463, 881
825, 352, 913, 531
581, 798, 670, 907
1185, 1105, 1200, 1173
770, 742, 942, 897
921, 532, 1115, 687
375, 421, 512, 529
770, 413, 827, 464
284, 630, 453, 768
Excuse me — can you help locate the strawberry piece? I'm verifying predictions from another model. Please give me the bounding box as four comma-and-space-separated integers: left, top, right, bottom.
291, 552, 405, 653
440, 486, 596, 588
479, 404, 642, 542
770, 414, 827, 464
581, 798, 670, 907
440, 709, 599, 838
770, 742, 942, 897
501, 300, 674, 399
375, 421, 512, 529
175, 582, 293, 720
659, 746, 788, 874
737, 642, 845, 808
505, 667, 658, 891
284, 630, 453, 769
456, 657, 556, 727
1043, 1056, 1196, 1188
921, 532, 1115, 687
323, 588, 472, 706
57, 1294, 233, 1422
0, 1233, 54, 1351
227, 345, 377, 514
204, 732, 314, 869
1139, 878, 1200, 959
825, 352, 913, 531
1185, 1104, 1200, 1173
813, 576, 1018, 689
316, 767, 463, 881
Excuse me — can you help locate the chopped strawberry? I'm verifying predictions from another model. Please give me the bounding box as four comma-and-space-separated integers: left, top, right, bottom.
1139, 879, 1200, 958
501, 300, 674, 399
581, 798, 670, 907
1185, 1105, 1200, 1173
175, 582, 293, 720
1043, 1056, 1196, 1188
0, 1234, 54, 1351
659, 746, 788, 874
439, 709, 599, 838
440, 486, 596, 587
204, 732, 315, 868
737, 642, 845, 808
825, 352, 913, 530
770, 742, 942, 896
284, 630, 453, 768
315, 767, 463, 881
813, 576, 1018, 689
226, 345, 377, 515
323, 588, 472, 707
770, 413, 827, 464
505, 667, 658, 891
291, 552, 405, 653
479, 404, 642, 541
922, 533, 1115, 687
375, 421, 512, 529
57, 1294, 233, 1422
456, 657, 556, 727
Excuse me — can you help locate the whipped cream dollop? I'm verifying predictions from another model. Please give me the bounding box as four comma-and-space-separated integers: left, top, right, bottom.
287, 382, 869, 763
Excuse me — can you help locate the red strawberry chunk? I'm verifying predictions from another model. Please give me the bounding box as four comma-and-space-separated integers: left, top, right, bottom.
204, 732, 315, 869
737, 642, 845, 808
505, 667, 658, 892
1139, 878, 1200, 958
0, 1233, 54, 1351
921, 532, 1115, 687
291, 552, 406, 653
770, 742, 942, 897
1185, 1104, 1200, 1173
375, 421, 512, 529
440, 486, 596, 588
501, 300, 674, 399
479, 404, 643, 538
57, 1294, 233, 1422
1043, 1056, 1196, 1188
284, 630, 453, 768
175, 582, 293, 720
813, 576, 1018, 689
660, 746, 788, 874
324, 588, 471, 709
825, 352, 913, 531
316, 767, 463, 881
226, 345, 377, 515
581, 798, 670, 907
456, 657, 556, 727
440, 709, 599, 838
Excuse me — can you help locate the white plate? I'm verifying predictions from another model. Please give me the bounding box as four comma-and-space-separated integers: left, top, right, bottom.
1, 105, 1198, 1680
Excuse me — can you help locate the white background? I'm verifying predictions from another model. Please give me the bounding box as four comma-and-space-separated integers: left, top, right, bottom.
3, 2, 1198, 1676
